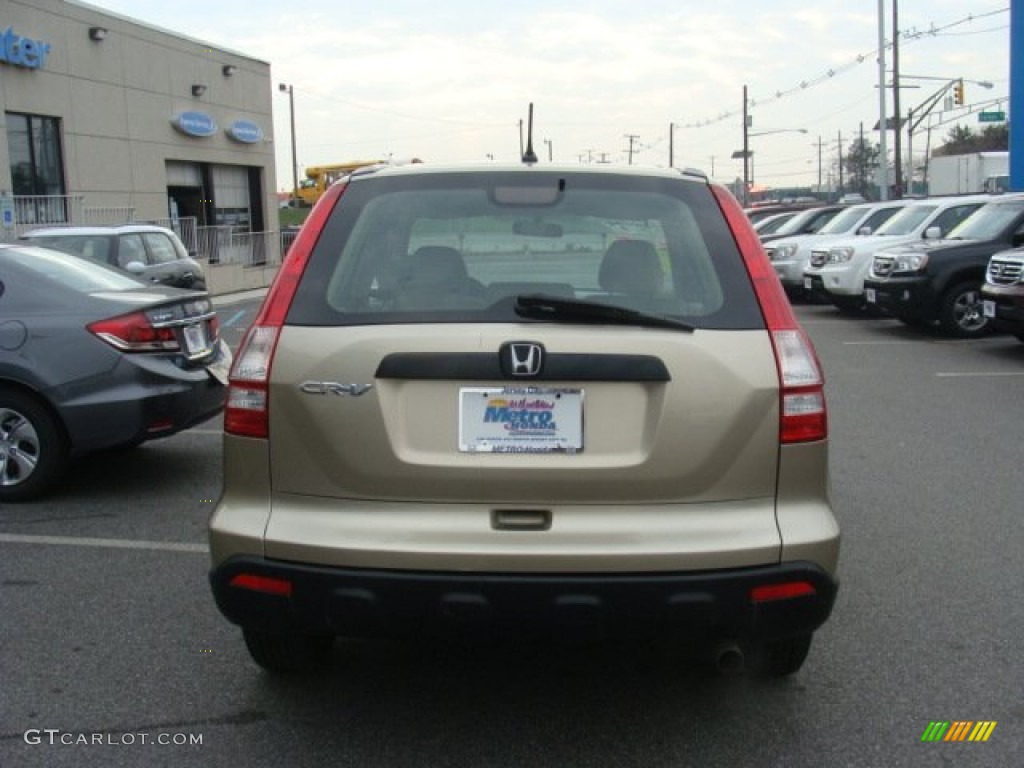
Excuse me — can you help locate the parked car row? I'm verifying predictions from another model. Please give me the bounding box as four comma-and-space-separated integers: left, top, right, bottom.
746, 193, 1024, 341
863, 195, 1024, 338
764, 199, 915, 296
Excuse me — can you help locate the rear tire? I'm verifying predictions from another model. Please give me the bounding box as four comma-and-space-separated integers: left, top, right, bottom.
242, 629, 334, 673
0, 389, 68, 502
752, 634, 813, 677
939, 281, 990, 338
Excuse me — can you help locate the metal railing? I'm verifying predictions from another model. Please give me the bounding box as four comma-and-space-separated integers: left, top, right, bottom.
83, 206, 136, 223
5, 194, 287, 269
4, 195, 138, 239
144, 217, 199, 256
195, 226, 282, 267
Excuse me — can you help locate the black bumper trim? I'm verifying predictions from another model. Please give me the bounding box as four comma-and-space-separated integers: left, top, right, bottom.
210, 557, 838, 642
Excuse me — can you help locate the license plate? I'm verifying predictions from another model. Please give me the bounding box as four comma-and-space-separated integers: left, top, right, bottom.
459, 387, 583, 453
983, 300, 996, 319
804, 277, 813, 291
205, 340, 233, 385
183, 322, 212, 358
866, 288, 876, 304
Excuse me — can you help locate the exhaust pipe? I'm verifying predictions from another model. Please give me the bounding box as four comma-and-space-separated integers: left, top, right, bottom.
714, 643, 745, 675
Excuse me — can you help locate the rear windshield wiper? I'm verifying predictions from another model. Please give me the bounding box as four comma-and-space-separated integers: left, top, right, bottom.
513, 295, 694, 332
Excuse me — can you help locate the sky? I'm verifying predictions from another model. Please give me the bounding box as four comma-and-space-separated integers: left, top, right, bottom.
81, 0, 1012, 192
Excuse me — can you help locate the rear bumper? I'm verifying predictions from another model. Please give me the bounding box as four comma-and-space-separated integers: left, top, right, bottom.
56, 346, 227, 453
210, 556, 839, 642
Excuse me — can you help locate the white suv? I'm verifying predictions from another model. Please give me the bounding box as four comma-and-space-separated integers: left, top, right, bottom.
765, 200, 913, 296
803, 196, 991, 312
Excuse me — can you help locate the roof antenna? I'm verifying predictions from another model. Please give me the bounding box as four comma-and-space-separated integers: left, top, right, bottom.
522, 103, 538, 164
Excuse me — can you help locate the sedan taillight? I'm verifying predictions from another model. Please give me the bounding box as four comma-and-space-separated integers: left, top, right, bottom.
88, 311, 180, 352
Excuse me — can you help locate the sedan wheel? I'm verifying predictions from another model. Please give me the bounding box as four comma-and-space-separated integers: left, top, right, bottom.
939, 282, 990, 338
0, 390, 68, 502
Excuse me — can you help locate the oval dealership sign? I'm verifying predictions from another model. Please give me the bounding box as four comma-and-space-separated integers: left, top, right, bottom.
171, 111, 218, 138
226, 120, 264, 144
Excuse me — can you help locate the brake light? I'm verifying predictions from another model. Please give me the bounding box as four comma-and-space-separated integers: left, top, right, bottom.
712, 185, 827, 443
224, 182, 348, 439
88, 311, 179, 352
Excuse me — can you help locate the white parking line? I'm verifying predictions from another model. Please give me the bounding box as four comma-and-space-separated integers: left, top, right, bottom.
0, 533, 207, 553
935, 371, 1024, 378
842, 340, 917, 346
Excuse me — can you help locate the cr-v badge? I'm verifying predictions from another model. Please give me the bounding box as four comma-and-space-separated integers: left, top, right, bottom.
299, 381, 373, 396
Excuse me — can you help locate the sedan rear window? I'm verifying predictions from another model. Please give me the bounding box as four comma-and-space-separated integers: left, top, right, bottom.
288, 171, 765, 330
4, 245, 142, 292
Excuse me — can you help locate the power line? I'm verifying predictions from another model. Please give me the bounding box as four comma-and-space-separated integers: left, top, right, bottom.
676, 7, 1008, 130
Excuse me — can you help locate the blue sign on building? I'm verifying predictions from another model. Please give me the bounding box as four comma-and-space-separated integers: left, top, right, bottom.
171, 112, 218, 138
226, 120, 264, 144
0, 26, 51, 69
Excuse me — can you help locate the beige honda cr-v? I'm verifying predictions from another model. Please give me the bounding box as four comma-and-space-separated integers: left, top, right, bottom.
209, 162, 839, 677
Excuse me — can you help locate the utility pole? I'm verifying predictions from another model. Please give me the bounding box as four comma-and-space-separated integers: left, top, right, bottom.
892, 0, 902, 197
876, 0, 889, 200
669, 122, 675, 168
816, 135, 823, 194
742, 85, 750, 206
543, 139, 553, 162
837, 131, 844, 195
624, 134, 640, 165
278, 84, 298, 201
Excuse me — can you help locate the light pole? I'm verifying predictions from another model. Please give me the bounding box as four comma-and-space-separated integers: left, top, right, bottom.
278, 83, 298, 202
733, 127, 808, 203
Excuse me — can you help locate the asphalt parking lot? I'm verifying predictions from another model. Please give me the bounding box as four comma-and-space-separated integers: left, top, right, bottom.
1, 301, 1021, 768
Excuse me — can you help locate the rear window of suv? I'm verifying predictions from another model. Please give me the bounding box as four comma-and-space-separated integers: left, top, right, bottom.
287, 170, 765, 330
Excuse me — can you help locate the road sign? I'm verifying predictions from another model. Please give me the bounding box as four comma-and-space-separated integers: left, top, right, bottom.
0, 195, 14, 230
978, 111, 1006, 123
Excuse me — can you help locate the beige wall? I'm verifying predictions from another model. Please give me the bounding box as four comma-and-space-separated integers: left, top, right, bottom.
0, 0, 278, 227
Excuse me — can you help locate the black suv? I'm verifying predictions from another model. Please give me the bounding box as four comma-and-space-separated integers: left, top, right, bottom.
864, 195, 1024, 337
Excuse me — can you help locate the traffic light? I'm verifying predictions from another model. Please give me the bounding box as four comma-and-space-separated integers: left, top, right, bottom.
953, 78, 965, 106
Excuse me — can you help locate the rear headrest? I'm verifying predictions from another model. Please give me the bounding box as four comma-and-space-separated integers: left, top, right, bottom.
599, 240, 663, 294
409, 246, 468, 288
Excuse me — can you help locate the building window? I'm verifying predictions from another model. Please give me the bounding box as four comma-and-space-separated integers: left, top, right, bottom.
6, 112, 65, 197
6, 112, 67, 225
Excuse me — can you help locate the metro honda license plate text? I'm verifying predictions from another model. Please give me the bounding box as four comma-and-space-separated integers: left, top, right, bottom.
459, 387, 584, 453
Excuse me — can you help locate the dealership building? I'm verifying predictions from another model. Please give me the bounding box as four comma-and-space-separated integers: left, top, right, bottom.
0, 0, 282, 290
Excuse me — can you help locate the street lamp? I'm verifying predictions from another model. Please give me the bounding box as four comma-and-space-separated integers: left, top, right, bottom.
734, 125, 808, 204
278, 83, 298, 203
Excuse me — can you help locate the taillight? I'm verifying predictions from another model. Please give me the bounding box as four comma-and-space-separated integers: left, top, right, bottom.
712, 185, 827, 443
88, 311, 180, 352
223, 181, 347, 439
